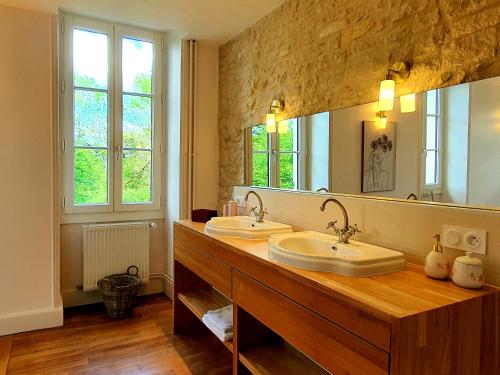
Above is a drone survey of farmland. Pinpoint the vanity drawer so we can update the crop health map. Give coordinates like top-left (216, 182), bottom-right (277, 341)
top-left (175, 240), bottom-right (232, 298)
top-left (174, 223), bottom-right (218, 255)
top-left (233, 271), bottom-right (389, 375)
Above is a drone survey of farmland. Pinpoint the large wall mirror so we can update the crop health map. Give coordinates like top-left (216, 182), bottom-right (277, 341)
top-left (243, 75), bottom-right (500, 210)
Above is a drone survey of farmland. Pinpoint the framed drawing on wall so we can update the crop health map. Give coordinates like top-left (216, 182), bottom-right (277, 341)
top-left (361, 121), bottom-right (397, 193)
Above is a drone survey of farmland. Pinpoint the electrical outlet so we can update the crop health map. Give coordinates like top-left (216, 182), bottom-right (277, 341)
top-left (234, 195), bottom-right (246, 208)
top-left (441, 225), bottom-right (487, 255)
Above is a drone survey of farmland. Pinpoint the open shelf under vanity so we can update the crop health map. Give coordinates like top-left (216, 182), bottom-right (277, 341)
top-left (173, 257), bottom-right (329, 374)
top-left (177, 287), bottom-right (233, 353)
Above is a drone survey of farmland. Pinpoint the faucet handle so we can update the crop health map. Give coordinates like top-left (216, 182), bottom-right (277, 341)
top-left (249, 206), bottom-right (257, 213)
top-left (326, 220), bottom-right (338, 230)
top-left (263, 208), bottom-right (269, 215)
top-left (349, 224), bottom-right (361, 235)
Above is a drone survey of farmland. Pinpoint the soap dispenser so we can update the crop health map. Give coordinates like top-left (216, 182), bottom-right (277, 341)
top-left (424, 234), bottom-right (450, 280)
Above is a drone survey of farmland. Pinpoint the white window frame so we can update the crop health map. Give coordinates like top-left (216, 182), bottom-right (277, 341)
top-left (247, 120), bottom-right (302, 190)
top-left (60, 13), bottom-right (165, 223)
top-left (421, 89), bottom-right (443, 191)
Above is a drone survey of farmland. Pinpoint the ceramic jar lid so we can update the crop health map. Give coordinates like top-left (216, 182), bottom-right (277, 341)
top-left (455, 252), bottom-right (482, 266)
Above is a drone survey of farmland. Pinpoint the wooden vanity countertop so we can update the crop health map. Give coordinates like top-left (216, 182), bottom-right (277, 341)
top-left (176, 220), bottom-right (498, 320)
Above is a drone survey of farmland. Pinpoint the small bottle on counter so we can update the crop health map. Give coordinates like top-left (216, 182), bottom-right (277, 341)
top-left (424, 234), bottom-right (451, 280)
top-left (228, 200), bottom-right (238, 216)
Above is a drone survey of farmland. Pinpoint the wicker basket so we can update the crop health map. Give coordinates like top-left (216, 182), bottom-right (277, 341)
top-left (97, 265), bottom-right (142, 319)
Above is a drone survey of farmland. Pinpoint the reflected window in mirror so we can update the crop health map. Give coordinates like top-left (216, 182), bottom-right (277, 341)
top-left (250, 125), bottom-right (270, 187)
top-left (422, 89), bottom-right (442, 195)
top-left (245, 112), bottom-right (330, 192)
top-left (277, 119), bottom-right (300, 189)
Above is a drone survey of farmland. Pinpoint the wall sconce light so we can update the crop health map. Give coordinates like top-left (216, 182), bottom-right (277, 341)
top-left (379, 62), bottom-right (410, 111)
top-left (376, 111), bottom-right (388, 129)
top-left (266, 113), bottom-right (276, 132)
top-left (400, 93), bottom-right (416, 113)
top-left (265, 99), bottom-right (285, 133)
top-left (278, 119), bottom-right (289, 134)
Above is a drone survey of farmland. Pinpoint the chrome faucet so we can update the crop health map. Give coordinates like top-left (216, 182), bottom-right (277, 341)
top-left (320, 198), bottom-right (361, 243)
top-left (316, 187), bottom-right (329, 193)
top-left (245, 190), bottom-right (268, 223)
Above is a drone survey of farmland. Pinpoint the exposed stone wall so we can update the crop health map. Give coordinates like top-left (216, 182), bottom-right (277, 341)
top-left (218, 0), bottom-right (500, 207)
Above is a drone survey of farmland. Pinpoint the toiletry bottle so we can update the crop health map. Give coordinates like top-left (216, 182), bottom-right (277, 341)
top-left (451, 252), bottom-right (484, 289)
top-left (424, 234), bottom-right (450, 279)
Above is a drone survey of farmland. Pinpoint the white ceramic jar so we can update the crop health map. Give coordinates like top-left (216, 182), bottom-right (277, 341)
top-left (451, 252), bottom-right (484, 289)
top-left (424, 234), bottom-right (450, 279)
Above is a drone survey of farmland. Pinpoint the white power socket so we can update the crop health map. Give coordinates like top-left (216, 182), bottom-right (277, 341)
top-left (441, 225), bottom-right (487, 255)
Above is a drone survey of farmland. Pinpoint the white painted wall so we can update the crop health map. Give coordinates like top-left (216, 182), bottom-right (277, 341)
top-left (165, 32), bottom-right (184, 286)
top-left (468, 77), bottom-right (500, 207)
top-left (165, 37), bottom-right (219, 288)
top-left (193, 41), bottom-right (219, 210)
top-left (330, 96), bottom-right (421, 199)
top-left (442, 84), bottom-right (469, 205)
top-left (0, 4), bottom-right (62, 335)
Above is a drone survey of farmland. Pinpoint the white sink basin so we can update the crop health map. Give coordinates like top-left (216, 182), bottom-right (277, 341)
top-left (269, 231), bottom-right (406, 277)
top-left (205, 216), bottom-right (293, 240)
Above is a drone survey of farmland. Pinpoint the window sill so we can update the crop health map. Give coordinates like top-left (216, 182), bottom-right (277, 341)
top-left (61, 210), bottom-right (164, 225)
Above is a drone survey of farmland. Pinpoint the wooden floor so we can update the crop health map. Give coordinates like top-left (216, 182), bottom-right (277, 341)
top-left (1, 294), bottom-right (232, 375)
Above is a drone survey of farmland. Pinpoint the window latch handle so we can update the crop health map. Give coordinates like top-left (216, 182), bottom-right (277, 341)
top-left (115, 145), bottom-right (122, 160)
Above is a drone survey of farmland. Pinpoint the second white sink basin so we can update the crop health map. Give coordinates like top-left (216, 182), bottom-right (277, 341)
top-left (205, 216), bottom-right (293, 239)
top-left (269, 231), bottom-right (406, 277)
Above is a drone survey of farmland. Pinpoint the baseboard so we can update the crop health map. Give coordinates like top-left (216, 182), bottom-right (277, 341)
top-left (164, 274), bottom-right (173, 299)
top-left (62, 277), bottom-right (169, 308)
top-left (0, 302), bottom-right (63, 336)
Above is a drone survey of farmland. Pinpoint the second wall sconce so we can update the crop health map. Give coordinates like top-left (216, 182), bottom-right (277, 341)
top-left (400, 93), bottom-right (416, 113)
top-left (379, 62), bottom-right (410, 111)
top-left (265, 99), bottom-right (285, 133)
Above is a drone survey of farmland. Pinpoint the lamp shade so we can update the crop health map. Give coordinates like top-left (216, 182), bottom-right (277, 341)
top-left (377, 115), bottom-right (388, 129)
top-left (400, 93), bottom-right (416, 113)
top-left (379, 79), bottom-right (395, 111)
top-left (278, 120), bottom-right (289, 134)
top-left (266, 113), bottom-right (276, 133)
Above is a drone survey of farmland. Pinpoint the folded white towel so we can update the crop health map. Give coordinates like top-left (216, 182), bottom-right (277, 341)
top-left (203, 305), bottom-right (233, 333)
top-left (202, 315), bottom-right (233, 342)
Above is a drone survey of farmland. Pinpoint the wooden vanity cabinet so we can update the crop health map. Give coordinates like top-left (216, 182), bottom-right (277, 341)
top-left (173, 221), bottom-right (500, 375)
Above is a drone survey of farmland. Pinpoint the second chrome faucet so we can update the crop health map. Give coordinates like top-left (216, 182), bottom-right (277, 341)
top-left (320, 198), bottom-right (361, 243)
top-left (245, 190), bottom-right (268, 223)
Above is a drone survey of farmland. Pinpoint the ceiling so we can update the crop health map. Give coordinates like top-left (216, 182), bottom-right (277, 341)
top-left (0, 0), bottom-right (285, 44)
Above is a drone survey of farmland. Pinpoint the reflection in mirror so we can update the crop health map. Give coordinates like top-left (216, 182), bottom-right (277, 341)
top-left (245, 112), bottom-right (330, 192)
top-left (244, 76), bottom-right (500, 210)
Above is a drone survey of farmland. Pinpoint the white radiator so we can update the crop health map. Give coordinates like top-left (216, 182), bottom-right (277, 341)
top-left (83, 222), bottom-right (150, 291)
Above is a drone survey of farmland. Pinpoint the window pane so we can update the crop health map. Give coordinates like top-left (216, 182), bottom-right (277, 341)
top-left (425, 150), bottom-right (437, 185)
top-left (123, 95), bottom-right (152, 149)
top-left (122, 38), bottom-right (153, 95)
top-left (73, 29), bottom-right (108, 89)
top-left (251, 125), bottom-right (268, 151)
top-left (426, 90), bottom-right (437, 115)
top-left (279, 119), bottom-right (299, 152)
top-left (426, 116), bottom-right (437, 149)
top-left (74, 148), bottom-right (108, 205)
top-left (122, 150), bottom-right (152, 203)
top-left (252, 153), bottom-right (269, 187)
top-left (279, 153), bottom-right (298, 190)
top-left (74, 89), bottom-right (108, 147)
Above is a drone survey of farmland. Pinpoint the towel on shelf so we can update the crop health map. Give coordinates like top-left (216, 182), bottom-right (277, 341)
top-left (204, 305), bottom-right (233, 333)
top-left (202, 315), bottom-right (233, 342)
top-left (201, 304), bottom-right (233, 342)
